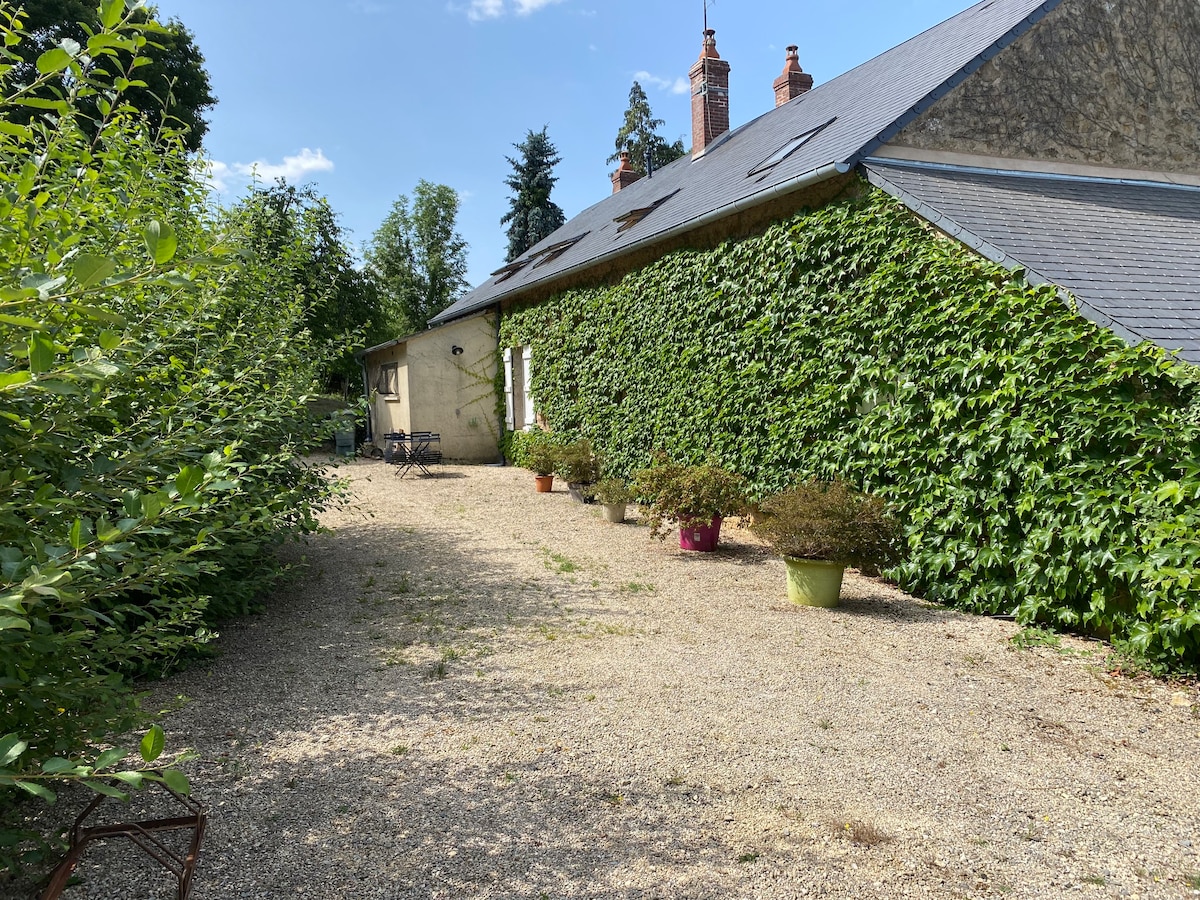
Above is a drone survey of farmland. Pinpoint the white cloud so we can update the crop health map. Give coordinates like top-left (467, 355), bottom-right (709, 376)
top-left (199, 148), bottom-right (335, 193)
top-left (466, 0), bottom-right (504, 20)
top-left (459, 0), bottom-right (562, 21)
top-left (634, 71), bottom-right (690, 95)
top-left (513, 0), bottom-right (563, 14)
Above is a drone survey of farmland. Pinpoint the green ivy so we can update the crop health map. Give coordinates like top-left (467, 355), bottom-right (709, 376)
top-left (501, 188), bottom-right (1200, 669)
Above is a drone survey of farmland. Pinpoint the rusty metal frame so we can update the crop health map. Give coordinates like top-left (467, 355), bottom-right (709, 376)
top-left (41, 782), bottom-right (206, 900)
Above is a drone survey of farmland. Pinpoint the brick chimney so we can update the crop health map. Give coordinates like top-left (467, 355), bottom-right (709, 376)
top-left (611, 150), bottom-right (642, 193)
top-left (688, 29), bottom-right (731, 159)
top-left (773, 45), bottom-right (813, 107)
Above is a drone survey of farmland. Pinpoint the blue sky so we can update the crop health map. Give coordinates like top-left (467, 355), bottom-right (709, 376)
top-left (153, 0), bottom-right (973, 288)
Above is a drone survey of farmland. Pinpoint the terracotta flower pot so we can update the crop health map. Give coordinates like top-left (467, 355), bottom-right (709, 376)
top-left (534, 474), bottom-right (554, 493)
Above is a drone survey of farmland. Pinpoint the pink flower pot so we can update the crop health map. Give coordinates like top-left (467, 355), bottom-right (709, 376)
top-left (679, 516), bottom-right (722, 552)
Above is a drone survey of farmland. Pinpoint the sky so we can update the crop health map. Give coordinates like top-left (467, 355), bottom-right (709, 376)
top-left (151, 0), bottom-right (976, 289)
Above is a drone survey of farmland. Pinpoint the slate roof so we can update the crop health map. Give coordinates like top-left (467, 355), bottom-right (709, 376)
top-left (864, 159), bottom-right (1200, 364)
top-left (431, 0), bottom-right (1060, 325)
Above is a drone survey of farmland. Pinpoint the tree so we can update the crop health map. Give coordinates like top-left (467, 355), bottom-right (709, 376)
top-left (6, 1), bottom-right (216, 152)
top-left (501, 126), bottom-right (566, 262)
top-left (366, 181), bottom-right (469, 333)
top-left (607, 81), bottom-right (685, 176)
top-left (233, 181), bottom-right (391, 392)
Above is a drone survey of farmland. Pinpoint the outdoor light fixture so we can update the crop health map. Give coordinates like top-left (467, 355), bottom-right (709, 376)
top-left (451, 345), bottom-right (464, 355)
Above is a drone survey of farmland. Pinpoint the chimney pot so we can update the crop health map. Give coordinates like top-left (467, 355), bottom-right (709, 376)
top-left (611, 149), bottom-right (642, 193)
top-left (689, 28), bottom-right (731, 158)
top-left (773, 43), bottom-right (813, 107)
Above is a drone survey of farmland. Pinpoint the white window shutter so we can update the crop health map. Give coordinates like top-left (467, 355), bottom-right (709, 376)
top-left (522, 346), bottom-right (535, 429)
top-left (502, 348), bottom-right (515, 431)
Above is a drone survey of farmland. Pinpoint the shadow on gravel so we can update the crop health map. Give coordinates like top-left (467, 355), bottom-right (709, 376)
top-left (43, 510), bottom-right (761, 898)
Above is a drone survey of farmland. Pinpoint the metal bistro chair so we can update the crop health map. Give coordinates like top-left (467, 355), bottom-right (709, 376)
top-left (392, 431), bottom-right (442, 477)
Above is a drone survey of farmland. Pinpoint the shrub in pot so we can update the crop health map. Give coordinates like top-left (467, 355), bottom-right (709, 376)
top-left (522, 432), bottom-right (560, 492)
top-left (556, 438), bottom-right (602, 502)
top-left (752, 479), bottom-right (903, 606)
top-left (590, 478), bottom-right (632, 523)
top-left (632, 455), bottom-right (747, 551)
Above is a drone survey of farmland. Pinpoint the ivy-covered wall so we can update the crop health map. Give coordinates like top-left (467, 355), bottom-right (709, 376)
top-left (500, 188), bottom-right (1200, 668)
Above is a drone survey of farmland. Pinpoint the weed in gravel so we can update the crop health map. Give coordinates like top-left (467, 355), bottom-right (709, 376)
top-left (542, 549), bottom-right (580, 573)
top-left (1009, 626), bottom-right (1064, 652)
top-left (737, 852), bottom-right (760, 863)
top-left (622, 581), bottom-right (655, 593)
top-left (367, 628), bottom-right (385, 641)
top-left (390, 745), bottom-right (409, 756)
top-left (1081, 874), bottom-right (1106, 885)
top-left (600, 792), bottom-right (624, 806)
top-left (426, 660), bottom-right (447, 680)
top-left (363, 575), bottom-right (377, 589)
top-left (829, 819), bottom-right (891, 847)
top-left (665, 772), bottom-right (685, 787)
top-left (391, 573), bottom-right (411, 594)
top-left (817, 717), bottom-right (834, 730)
top-left (537, 624), bottom-right (558, 641)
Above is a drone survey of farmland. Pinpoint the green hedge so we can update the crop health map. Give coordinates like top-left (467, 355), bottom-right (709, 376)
top-left (500, 188), bottom-right (1200, 668)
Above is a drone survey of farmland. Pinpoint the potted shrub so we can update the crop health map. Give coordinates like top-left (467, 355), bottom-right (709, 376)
top-left (590, 478), bottom-right (633, 523)
top-left (632, 455), bottom-right (747, 551)
top-left (752, 479), bottom-right (903, 607)
top-left (556, 438), bottom-right (602, 503)
top-left (523, 433), bottom-right (560, 493)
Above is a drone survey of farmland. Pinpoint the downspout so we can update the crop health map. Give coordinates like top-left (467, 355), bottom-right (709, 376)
top-left (494, 304), bottom-right (506, 465)
top-left (359, 358), bottom-right (373, 443)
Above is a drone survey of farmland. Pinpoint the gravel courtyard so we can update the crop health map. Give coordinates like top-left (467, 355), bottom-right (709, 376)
top-left (39, 461), bottom-right (1200, 899)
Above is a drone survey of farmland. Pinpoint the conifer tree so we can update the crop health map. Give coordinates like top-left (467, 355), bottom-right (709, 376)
top-left (501, 126), bottom-right (566, 262)
top-left (607, 81), bottom-right (686, 175)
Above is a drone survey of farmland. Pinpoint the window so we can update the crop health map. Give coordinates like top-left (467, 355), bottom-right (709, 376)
top-left (746, 117), bottom-right (837, 180)
top-left (376, 362), bottom-right (399, 396)
top-left (612, 190), bottom-right (681, 234)
top-left (503, 346), bottom-right (536, 431)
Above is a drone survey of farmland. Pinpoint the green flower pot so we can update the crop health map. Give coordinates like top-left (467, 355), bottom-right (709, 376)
top-left (783, 557), bottom-right (845, 607)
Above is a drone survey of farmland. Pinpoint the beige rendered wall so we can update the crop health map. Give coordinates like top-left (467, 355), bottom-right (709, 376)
top-left (404, 313), bottom-right (501, 462)
top-left (366, 343), bottom-right (410, 437)
top-left (889, 0), bottom-right (1200, 174)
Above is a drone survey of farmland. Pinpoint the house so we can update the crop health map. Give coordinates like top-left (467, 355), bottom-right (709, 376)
top-left (383, 0), bottom-right (1200, 660)
top-left (357, 314), bottom-right (500, 462)
top-left (427, 0), bottom-right (1200, 372)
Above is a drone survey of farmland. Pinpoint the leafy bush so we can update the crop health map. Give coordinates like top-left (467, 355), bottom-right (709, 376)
top-left (555, 438), bottom-right (601, 484)
top-left (632, 456), bottom-right (747, 537)
top-left (589, 478), bottom-right (632, 505)
top-left (0, 1), bottom-right (336, 871)
top-left (507, 429), bottom-right (559, 474)
top-left (753, 481), bottom-right (902, 571)
top-left (501, 188), bottom-right (1200, 670)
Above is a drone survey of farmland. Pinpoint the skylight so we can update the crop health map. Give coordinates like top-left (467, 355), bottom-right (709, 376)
top-left (747, 117), bottom-right (838, 179)
top-left (490, 232), bottom-right (590, 282)
top-left (612, 189), bottom-right (682, 234)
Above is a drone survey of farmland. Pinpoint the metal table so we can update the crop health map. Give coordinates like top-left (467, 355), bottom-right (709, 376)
top-left (386, 432), bottom-right (442, 477)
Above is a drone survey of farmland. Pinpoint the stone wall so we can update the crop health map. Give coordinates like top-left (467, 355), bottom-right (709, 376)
top-left (890, 0), bottom-right (1200, 173)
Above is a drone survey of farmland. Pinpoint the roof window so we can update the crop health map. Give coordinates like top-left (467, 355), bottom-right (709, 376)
top-left (490, 232), bottom-right (590, 282)
top-left (747, 116), bottom-right (837, 179)
top-left (612, 189), bottom-right (681, 234)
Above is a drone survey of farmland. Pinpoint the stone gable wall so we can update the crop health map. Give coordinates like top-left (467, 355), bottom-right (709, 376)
top-left (891, 0), bottom-right (1200, 173)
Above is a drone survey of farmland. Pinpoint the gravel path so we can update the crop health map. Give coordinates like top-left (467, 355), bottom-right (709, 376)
top-left (25, 461), bottom-right (1200, 899)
